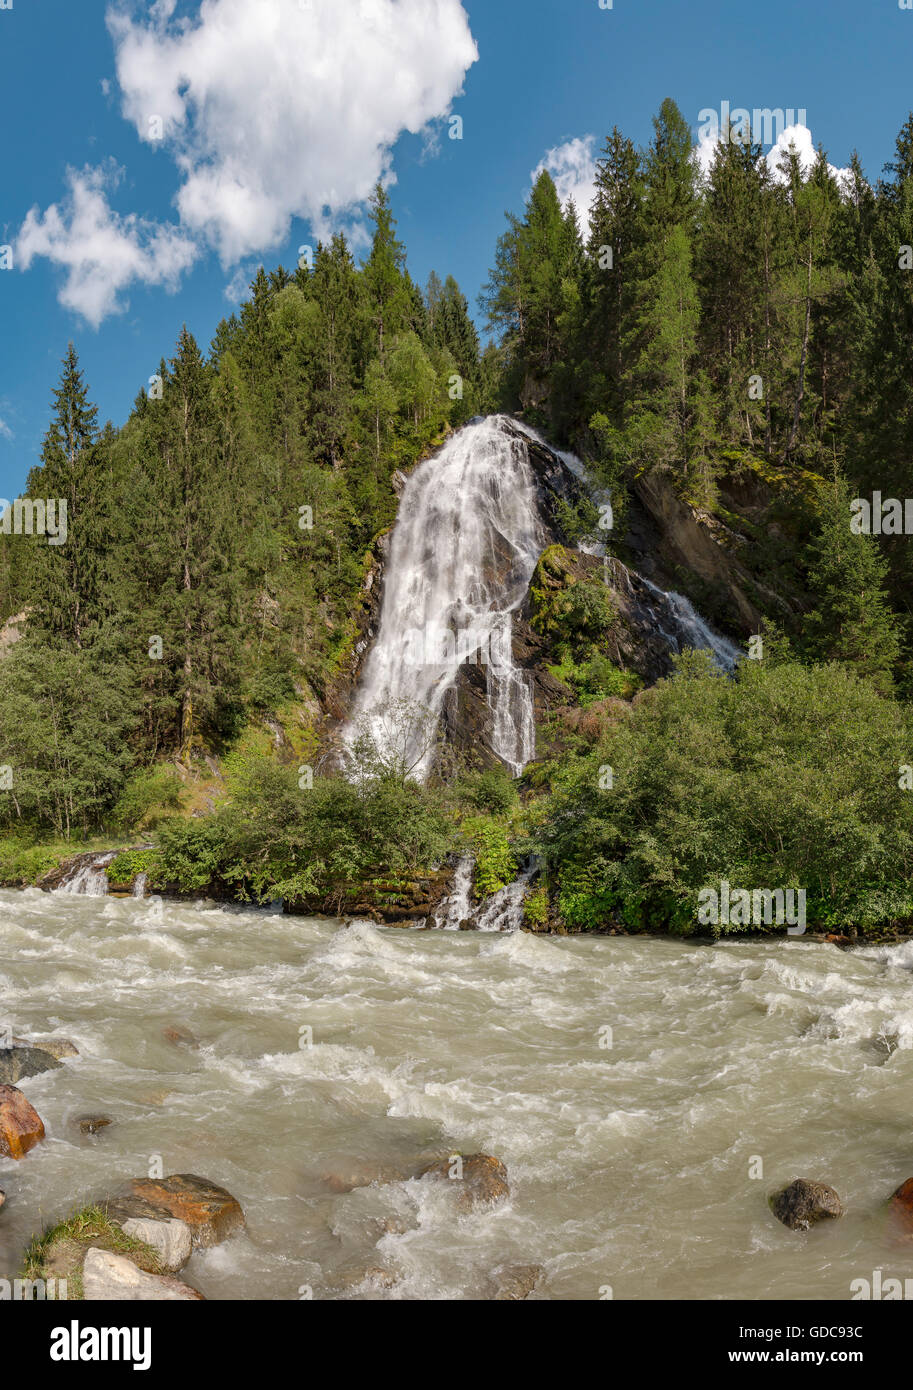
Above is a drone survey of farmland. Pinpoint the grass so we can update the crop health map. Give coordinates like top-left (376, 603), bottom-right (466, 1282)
top-left (20, 1205), bottom-right (164, 1300)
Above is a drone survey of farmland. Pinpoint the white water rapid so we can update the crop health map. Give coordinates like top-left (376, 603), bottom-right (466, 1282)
top-left (344, 416), bottom-right (545, 780)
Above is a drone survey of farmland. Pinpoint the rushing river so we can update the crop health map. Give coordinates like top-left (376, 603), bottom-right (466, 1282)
top-left (2, 887), bottom-right (913, 1300)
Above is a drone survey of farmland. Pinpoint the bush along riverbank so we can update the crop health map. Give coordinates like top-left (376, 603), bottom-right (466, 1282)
top-left (3, 653), bottom-right (913, 942)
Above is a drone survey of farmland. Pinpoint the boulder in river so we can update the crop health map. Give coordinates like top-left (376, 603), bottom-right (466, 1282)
top-left (886, 1177), bottom-right (913, 1240)
top-left (82, 1248), bottom-right (204, 1301)
top-left (0, 1084), bottom-right (46, 1159)
top-left (770, 1178), bottom-right (844, 1231)
top-left (162, 1025), bottom-right (200, 1050)
top-left (0, 1045), bottom-right (63, 1085)
top-left (25, 1036), bottom-right (79, 1060)
top-left (73, 1114), bottom-right (112, 1137)
top-left (103, 1174), bottom-right (244, 1248)
top-left (419, 1153), bottom-right (510, 1212)
top-left (490, 1263), bottom-right (544, 1300)
top-left (120, 1217), bottom-right (192, 1272)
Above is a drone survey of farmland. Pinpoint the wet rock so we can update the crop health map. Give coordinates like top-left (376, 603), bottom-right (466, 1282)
top-left (162, 1025), bottom-right (199, 1050)
top-left (120, 1217), bottom-right (192, 1273)
top-left (73, 1114), bottom-right (112, 1137)
top-left (103, 1174), bottom-right (244, 1248)
top-left (887, 1177), bottom-right (913, 1240)
top-left (458, 917), bottom-right (475, 931)
top-left (0, 1189), bottom-right (5, 1212)
top-left (82, 1248), bottom-right (204, 1301)
top-left (322, 1159), bottom-right (417, 1193)
top-left (329, 1262), bottom-right (400, 1292)
top-left (419, 1153), bottom-right (510, 1212)
top-left (490, 1263), bottom-right (544, 1300)
top-left (770, 1179), bottom-right (844, 1231)
top-left (0, 1084), bottom-right (46, 1160)
top-left (0, 1045), bottom-right (63, 1085)
top-left (27, 1036), bottom-right (79, 1060)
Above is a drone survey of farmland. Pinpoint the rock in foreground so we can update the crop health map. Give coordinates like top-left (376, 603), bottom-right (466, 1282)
top-left (82, 1248), bottom-right (203, 1301)
top-left (103, 1174), bottom-right (244, 1248)
top-left (0, 1045), bottom-right (63, 1085)
top-left (771, 1179), bottom-right (844, 1231)
top-left (119, 1217), bottom-right (193, 1272)
top-left (887, 1177), bottom-right (913, 1240)
top-left (419, 1153), bottom-right (510, 1212)
top-left (0, 1084), bottom-right (46, 1160)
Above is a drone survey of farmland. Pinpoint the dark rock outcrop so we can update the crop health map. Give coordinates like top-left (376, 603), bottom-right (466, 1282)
top-left (0, 1044), bottom-right (63, 1085)
top-left (770, 1179), bottom-right (844, 1231)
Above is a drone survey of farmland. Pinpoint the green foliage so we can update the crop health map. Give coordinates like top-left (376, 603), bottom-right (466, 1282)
top-left (107, 766), bottom-right (183, 833)
top-left (105, 848), bottom-right (163, 888)
top-left (532, 653), bottom-right (913, 935)
top-left (522, 882), bottom-right (549, 927)
top-left (453, 767), bottom-right (519, 816)
top-left (548, 652), bottom-right (641, 704)
top-left (153, 756), bottom-right (456, 902)
top-left (461, 815), bottom-right (517, 898)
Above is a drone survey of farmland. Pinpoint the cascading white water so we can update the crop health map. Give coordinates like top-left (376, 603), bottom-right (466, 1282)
top-left (433, 855), bottom-right (474, 930)
top-left (344, 416), bottom-right (545, 780)
top-left (56, 852), bottom-right (114, 896)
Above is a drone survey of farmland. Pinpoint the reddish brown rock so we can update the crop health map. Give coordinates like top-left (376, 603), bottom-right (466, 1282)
top-left (0, 1084), bottom-right (46, 1160)
top-left (162, 1025), bottom-right (199, 1050)
top-left (887, 1177), bottom-right (913, 1240)
top-left (419, 1153), bottom-right (510, 1212)
top-left (103, 1174), bottom-right (244, 1248)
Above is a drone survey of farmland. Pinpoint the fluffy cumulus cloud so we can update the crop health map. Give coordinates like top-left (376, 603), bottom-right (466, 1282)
top-left (16, 162), bottom-right (198, 327)
top-left (694, 121), bottom-right (851, 189)
top-left (532, 135), bottom-right (598, 234)
top-left (107, 0), bottom-right (479, 265)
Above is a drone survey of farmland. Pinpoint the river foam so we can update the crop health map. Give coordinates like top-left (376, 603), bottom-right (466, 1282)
top-left (2, 890), bottom-right (913, 1299)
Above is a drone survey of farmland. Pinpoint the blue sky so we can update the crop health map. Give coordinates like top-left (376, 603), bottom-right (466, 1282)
top-left (1, 0), bottom-right (912, 498)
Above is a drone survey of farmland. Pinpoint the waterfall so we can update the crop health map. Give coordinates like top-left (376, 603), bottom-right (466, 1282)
top-left (56, 852), bottom-right (114, 896)
top-left (434, 855), bottom-right (474, 930)
top-left (344, 416), bottom-right (545, 780)
top-left (474, 866), bottom-right (534, 933)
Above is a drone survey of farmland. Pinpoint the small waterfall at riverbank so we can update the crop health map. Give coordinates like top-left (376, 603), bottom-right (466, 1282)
top-left (434, 856), bottom-right (474, 930)
top-left (56, 852), bottom-right (114, 896)
top-left (474, 867), bottom-right (534, 933)
top-left (343, 416), bottom-right (545, 780)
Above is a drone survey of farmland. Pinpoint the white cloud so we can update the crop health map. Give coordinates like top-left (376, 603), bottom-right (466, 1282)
top-left (764, 125), bottom-right (852, 189)
top-left (694, 123), bottom-right (851, 190)
top-left (16, 162), bottom-right (198, 328)
top-left (0, 417), bottom-right (12, 441)
top-left (107, 0), bottom-right (479, 265)
top-left (532, 135), bottom-right (597, 234)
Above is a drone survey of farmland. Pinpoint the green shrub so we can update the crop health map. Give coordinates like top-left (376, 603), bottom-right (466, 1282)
top-left (462, 815), bottom-right (517, 898)
top-left (533, 652), bottom-right (913, 935)
top-left (108, 765), bottom-right (182, 833)
top-left (455, 767), bottom-right (519, 815)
